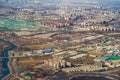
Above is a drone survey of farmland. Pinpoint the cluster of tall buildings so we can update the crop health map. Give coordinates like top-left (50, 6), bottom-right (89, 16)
top-left (44, 56), bottom-right (71, 70)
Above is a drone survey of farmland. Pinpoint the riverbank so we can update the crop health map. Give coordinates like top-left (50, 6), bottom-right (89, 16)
top-left (8, 57), bottom-right (14, 74)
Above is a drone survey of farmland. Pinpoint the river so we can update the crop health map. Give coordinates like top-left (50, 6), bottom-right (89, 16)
top-left (0, 39), bottom-right (16, 80)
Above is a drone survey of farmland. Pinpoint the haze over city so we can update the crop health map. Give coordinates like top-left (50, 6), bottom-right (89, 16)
top-left (0, 0), bottom-right (120, 80)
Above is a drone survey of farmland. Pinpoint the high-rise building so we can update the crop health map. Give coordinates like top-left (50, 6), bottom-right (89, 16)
top-left (34, 0), bottom-right (38, 4)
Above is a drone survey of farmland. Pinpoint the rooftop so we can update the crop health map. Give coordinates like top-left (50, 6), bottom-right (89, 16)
top-left (105, 56), bottom-right (120, 61)
top-left (80, 49), bottom-right (88, 53)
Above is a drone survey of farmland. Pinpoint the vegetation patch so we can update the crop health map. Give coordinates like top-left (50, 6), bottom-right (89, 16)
top-left (0, 18), bottom-right (43, 31)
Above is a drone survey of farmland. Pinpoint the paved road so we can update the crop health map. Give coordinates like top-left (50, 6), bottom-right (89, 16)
top-left (70, 72), bottom-right (120, 80)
